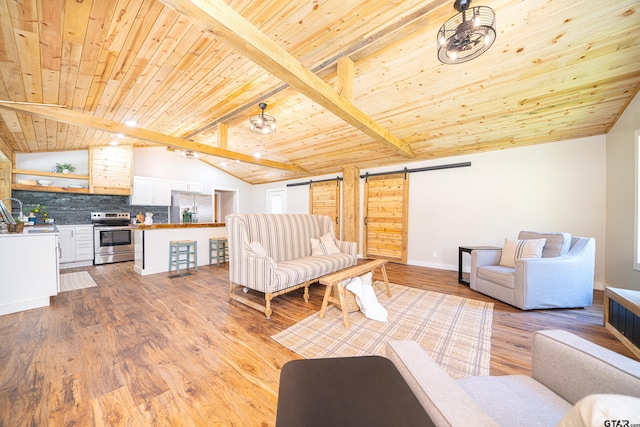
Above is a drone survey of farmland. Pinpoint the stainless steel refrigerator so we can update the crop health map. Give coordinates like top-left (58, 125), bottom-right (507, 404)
top-left (170, 192), bottom-right (213, 223)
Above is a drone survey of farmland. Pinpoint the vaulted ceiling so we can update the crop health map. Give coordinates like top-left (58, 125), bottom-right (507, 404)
top-left (0, 0), bottom-right (639, 184)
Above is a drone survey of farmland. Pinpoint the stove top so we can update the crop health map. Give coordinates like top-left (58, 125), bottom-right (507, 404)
top-left (91, 212), bottom-right (131, 226)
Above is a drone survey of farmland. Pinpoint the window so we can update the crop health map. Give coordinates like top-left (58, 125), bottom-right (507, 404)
top-left (635, 129), bottom-right (640, 271)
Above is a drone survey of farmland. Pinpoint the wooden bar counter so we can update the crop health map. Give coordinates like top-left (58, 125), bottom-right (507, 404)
top-left (133, 223), bottom-right (226, 276)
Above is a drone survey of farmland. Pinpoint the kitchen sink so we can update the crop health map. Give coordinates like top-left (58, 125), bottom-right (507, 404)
top-left (28, 226), bottom-right (57, 233)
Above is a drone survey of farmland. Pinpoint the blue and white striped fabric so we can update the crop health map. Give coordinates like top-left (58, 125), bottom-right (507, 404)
top-left (226, 214), bottom-right (357, 293)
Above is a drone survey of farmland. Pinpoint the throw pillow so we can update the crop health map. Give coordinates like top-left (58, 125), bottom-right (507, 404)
top-left (498, 238), bottom-right (546, 268)
top-left (556, 394), bottom-right (640, 427)
top-left (249, 241), bottom-right (267, 257)
top-left (518, 231), bottom-right (572, 258)
top-left (310, 232), bottom-right (341, 255)
top-left (320, 232), bottom-right (341, 255)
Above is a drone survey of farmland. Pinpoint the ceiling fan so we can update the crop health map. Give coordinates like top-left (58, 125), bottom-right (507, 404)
top-left (437, 0), bottom-right (496, 64)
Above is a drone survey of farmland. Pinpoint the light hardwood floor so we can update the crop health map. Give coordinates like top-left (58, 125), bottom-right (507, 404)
top-left (0, 261), bottom-right (636, 426)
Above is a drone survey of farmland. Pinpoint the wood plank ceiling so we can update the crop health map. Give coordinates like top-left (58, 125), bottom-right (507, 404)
top-left (0, 0), bottom-right (639, 184)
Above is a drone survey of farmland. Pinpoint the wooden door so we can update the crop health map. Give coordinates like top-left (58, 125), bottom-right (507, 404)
top-left (363, 173), bottom-right (409, 263)
top-left (309, 180), bottom-right (341, 238)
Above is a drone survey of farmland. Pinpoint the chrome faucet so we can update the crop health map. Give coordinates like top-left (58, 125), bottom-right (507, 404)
top-left (1, 198), bottom-right (25, 221)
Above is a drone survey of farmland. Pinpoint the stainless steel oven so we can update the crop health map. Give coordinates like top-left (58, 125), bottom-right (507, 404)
top-left (92, 212), bottom-right (134, 265)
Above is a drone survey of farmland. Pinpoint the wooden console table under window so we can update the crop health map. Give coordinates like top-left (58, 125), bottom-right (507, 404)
top-left (458, 246), bottom-right (501, 286)
top-left (604, 287), bottom-right (640, 359)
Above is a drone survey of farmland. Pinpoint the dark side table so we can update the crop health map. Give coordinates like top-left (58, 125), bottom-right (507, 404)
top-left (458, 246), bottom-right (501, 285)
top-left (275, 356), bottom-right (434, 427)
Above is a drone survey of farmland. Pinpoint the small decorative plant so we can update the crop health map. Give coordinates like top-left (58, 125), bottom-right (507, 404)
top-left (30, 204), bottom-right (48, 222)
top-left (54, 163), bottom-right (76, 173)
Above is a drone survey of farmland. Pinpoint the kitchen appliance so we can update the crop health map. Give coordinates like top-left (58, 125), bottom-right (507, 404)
top-left (170, 192), bottom-right (213, 224)
top-left (92, 212), bottom-right (134, 264)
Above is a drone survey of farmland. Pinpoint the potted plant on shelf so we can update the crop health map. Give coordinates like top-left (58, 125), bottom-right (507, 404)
top-left (54, 163), bottom-right (76, 174)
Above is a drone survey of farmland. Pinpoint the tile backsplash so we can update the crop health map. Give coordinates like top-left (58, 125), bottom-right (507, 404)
top-left (12, 191), bottom-right (168, 225)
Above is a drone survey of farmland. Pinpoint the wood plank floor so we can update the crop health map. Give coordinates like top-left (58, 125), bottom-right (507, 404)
top-left (0, 261), bottom-right (636, 426)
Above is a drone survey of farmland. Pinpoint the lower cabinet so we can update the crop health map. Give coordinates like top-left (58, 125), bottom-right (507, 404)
top-left (58, 225), bottom-right (95, 269)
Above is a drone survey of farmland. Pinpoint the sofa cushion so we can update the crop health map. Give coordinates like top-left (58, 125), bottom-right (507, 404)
top-left (457, 375), bottom-right (572, 427)
top-left (557, 394), bottom-right (640, 427)
top-left (250, 241), bottom-right (267, 257)
top-left (518, 231), bottom-right (572, 258)
top-left (273, 254), bottom-right (355, 288)
top-left (476, 265), bottom-right (516, 289)
top-left (310, 232), bottom-right (341, 256)
top-left (499, 238), bottom-right (546, 268)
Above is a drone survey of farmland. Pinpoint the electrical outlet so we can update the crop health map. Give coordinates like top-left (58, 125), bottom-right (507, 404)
top-left (432, 251), bottom-right (437, 258)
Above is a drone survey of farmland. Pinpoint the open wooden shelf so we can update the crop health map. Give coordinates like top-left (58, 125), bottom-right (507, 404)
top-left (12, 168), bottom-right (90, 180)
top-left (11, 184), bottom-right (90, 194)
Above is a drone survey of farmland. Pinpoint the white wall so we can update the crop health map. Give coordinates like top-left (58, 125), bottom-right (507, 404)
top-left (253, 136), bottom-right (607, 287)
top-left (133, 147), bottom-right (253, 213)
top-left (605, 90), bottom-right (640, 291)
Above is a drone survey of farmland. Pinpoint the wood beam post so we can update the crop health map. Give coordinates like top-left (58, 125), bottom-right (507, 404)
top-left (0, 160), bottom-right (11, 204)
top-left (217, 122), bottom-right (228, 150)
top-left (337, 56), bottom-right (354, 101)
top-left (342, 165), bottom-right (360, 251)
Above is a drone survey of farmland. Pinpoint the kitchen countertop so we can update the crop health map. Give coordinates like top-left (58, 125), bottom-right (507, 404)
top-left (0, 224), bottom-right (59, 237)
top-left (134, 222), bottom-right (225, 230)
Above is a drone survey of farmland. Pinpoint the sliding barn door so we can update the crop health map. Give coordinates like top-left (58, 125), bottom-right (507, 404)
top-left (309, 180), bottom-right (341, 239)
top-left (363, 173), bottom-right (409, 263)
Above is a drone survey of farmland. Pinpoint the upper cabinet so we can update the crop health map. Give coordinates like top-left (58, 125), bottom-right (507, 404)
top-left (170, 180), bottom-right (204, 193)
top-left (130, 176), bottom-right (171, 206)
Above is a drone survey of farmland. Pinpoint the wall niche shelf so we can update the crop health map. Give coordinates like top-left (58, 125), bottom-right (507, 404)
top-left (12, 168), bottom-right (90, 194)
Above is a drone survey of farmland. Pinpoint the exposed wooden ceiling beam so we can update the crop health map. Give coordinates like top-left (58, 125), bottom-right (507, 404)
top-left (0, 102), bottom-right (306, 173)
top-left (182, 0), bottom-right (448, 140)
top-left (160, 0), bottom-right (415, 159)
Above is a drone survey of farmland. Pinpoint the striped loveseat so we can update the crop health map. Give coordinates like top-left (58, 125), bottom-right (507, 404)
top-left (226, 214), bottom-right (357, 318)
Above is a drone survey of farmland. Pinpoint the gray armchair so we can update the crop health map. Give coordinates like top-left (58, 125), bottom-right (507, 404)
top-left (386, 330), bottom-right (640, 427)
top-left (470, 231), bottom-right (595, 310)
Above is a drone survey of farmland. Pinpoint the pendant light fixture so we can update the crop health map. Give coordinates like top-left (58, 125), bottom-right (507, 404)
top-left (437, 0), bottom-right (496, 65)
top-left (249, 102), bottom-right (276, 134)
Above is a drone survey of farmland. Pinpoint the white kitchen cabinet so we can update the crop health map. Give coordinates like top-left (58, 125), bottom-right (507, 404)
top-left (131, 176), bottom-right (171, 206)
top-left (74, 226), bottom-right (94, 261)
top-left (58, 225), bottom-right (95, 269)
top-left (0, 231), bottom-right (59, 315)
top-left (171, 180), bottom-right (204, 193)
top-left (57, 225), bottom-right (76, 263)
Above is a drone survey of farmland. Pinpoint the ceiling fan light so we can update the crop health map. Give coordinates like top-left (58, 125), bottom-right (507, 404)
top-left (249, 102), bottom-right (276, 134)
top-left (436, 3), bottom-right (496, 65)
top-left (180, 149), bottom-right (198, 159)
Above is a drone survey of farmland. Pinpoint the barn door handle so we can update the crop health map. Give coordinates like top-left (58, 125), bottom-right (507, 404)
top-left (336, 216), bottom-right (339, 224)
top-left (364, 217), bottom-right (368, 226)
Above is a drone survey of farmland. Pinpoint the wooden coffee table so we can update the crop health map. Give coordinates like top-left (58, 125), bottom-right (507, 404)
top-left (319, 258), bottom-right (391, 328)
top-left (275, 356), bottom-right (435, 426)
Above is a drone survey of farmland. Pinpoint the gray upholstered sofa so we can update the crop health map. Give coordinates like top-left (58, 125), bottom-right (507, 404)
top-left (226, 214), bottom-right (357, 318)
top-left (386, 330), bottom-right (640, 427)
top-left (470, 231), bottom-right (596, 309)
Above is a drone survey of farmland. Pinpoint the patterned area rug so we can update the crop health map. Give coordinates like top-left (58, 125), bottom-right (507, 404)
top-left (272, 282), bottom-right (493, 379)
top-left (59, 271), bottom-right (98, 292)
